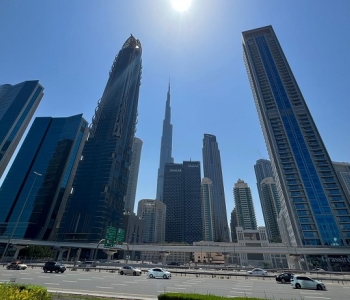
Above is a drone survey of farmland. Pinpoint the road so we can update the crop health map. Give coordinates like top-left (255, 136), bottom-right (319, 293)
top-left (1, 267), bottom-right (350, 299)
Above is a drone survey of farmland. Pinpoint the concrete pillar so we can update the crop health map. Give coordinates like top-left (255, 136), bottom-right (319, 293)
top-left (57, 248), bottom-right (69, 261)
top-left (66, 248), bottom-right (71, 261)
top-left (103, 250), bottom-right (117, 261)
top-left (288, 254), bottom-right (302, 270)
top-left (13, 246), bottom-right (28, 260)
top-left (89, 248), bottom-right (95, 260)
top-left (159, 251), bottom-right (170, 265)
top-left (222, 252), bottom-right (230, 267)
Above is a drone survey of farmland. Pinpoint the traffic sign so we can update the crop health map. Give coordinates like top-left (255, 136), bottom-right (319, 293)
top-left (104, 227), bottom-right (116, 248)
top-left (116, 228), bottom-right (125, 243)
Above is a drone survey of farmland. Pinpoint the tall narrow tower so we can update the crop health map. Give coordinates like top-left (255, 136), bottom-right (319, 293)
top-left (58, 35), bottom-right (142, 243)
top-left (156, 83), bottom-right (174, 201)
top-left (243, 25), bottom-right (350, 246)
top-left (202, 134), bottom-right (229, 241)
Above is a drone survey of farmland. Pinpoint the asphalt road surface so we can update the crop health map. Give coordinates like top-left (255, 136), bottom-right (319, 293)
top-left (1, 268), bottom-right (349, 299)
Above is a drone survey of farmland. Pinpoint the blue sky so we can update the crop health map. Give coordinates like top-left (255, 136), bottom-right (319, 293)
top-left (1, 0), bottom-right (349, 227)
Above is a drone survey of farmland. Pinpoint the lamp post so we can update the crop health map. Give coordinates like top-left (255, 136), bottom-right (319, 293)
top-left (1, 171), bottom-right (42, 262)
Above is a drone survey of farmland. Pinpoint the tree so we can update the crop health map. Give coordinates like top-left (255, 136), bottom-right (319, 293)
top-left (20, 245), bottom-right (54, 259)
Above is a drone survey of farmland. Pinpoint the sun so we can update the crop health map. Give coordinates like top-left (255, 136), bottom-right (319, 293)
top-left (171, 0), bottom-right (192, 12)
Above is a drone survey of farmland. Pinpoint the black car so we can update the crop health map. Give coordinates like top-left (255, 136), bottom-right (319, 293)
top-left (275, 272), bottom-right (294, 283)
top-left (43, 261), bottom-right (66, 273)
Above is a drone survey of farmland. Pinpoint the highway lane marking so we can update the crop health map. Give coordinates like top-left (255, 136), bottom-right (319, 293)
top-left (91, 277), bottom-right (104, 280)
top-left (229, 291), bottom-right (252, 294)
top-left (231, 288), bottom-right (252, 291)
top-left (77, 278), bottom-right (91, 280)
top-left (63, 280), bottom-right (77, 283)
top-left (303, 297), bottom-right (330, 299)
top-left (44, 283), bottom-right (59, 285)
top-left (38, 276), bottom-right (51, 278)
top-left (20, 278), bottom-right (33, 280)
top-left (175, 284), bottom-right (195, 287)
top-left (96, 286), bottom-right (114, 289)
top-left (111, 283), bottom-right (127, 286)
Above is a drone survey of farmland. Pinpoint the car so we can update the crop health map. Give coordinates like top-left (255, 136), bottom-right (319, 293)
top-left (291, 275), bottom-right (327, 290)
top-left (80, 260), bottom-right (97, 267)
top-left (119, 266), bottom-right (142, 276)
top-left (43, 261), bottom-right (66, 273)
top-left (167, 262), bottom-right (180, 266)
top-left (275, 273), bottom-right (294, 283)
top-left (147, 268), bottom-right (171, 279)
top-left (311, 267), bottom-right (325, 272)
top-left (6, 261), bottom-right (27, 270)
top-left (247, 268), bottom-right (267, 275)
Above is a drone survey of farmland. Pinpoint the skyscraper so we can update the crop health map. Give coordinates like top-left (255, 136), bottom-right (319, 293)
top-left (233, 179), bottom-right (257, 230)
top-left (243, 25), bottom-right (350, 246)
top-left (254, 159), bottom-right (274, 189)
top-left (124, 137), bottom-right (143, 213)
top-left (0, 114), bottom-right (88, 240)
top-left (230, 207), bottom-right (238, 242)
top-left (156, 83), bottom-right (174, 202)
top-left (58, 35), bottom-right (142, 242)
top-left (332, 162), bottom-right (350, 205)
top-left (0, 81), bottom-right (44, 178)
top-left (201, 178), bottom-right (215, 241)
top-left (202, 134), bottom-right (229, 241)
top-left (137, 199), bottom-right (166, 243)
top-left (163, 161), bottom-right (202, 244)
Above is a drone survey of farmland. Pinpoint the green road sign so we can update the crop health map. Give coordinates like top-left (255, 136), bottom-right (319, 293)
top-left (104, 227), bottom-right (116, 248)
top-left (116, 228), bottom-right (125, 243)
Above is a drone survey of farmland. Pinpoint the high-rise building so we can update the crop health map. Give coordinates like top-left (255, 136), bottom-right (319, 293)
top-left (0, 80), bottom-right (44, 178)
top-left (254, 159), bottom-right (281, 241)
top-left (156, 83), bottom-right (174, 202)
top-left (124, 137), bottom-right (143, 213)
top-left (243, 25), bottom-right (350, 246)
top-left (163, 161), bottom-right (202, 244)
top-left (332, 162), bottom-right (350, 204)
top-left (230, 207), bottom-right (238, 242)
top-left (137, 199), bottom-right (166, 243)
top-left (260, 177), bottom-right (281, 241)
top-left (233, 179), bottom-right (257, 230)
top-left (57, 35), bottom-right (142, 242)
top-left (202, 134), bottom-right (229, 242)
top-left (201, 178), bottom-right (215, 241)
top-left (0, 114), bottom-right (88, 240)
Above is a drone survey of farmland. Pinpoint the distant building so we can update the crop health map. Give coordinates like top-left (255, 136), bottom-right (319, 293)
top-left (230, 207), bottom-right (238, 242)
top-left (163, 161), bottom-right (202, 244)
top-left (201, 178), bottom-right (215, 241)
top-left (332, 162), bottom-right (350, 205)
top-left (124, 137), bottom-right (143, 213)
top-left (137, 199), bottom-right (166, 243)
top-left (0, 80), bottom-right (44, 178)
top-left (0, 114), bottom-right (88, 240)
top-left (233, 179), bottom-right (257, 230)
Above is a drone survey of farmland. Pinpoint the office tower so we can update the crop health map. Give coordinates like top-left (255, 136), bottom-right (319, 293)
top-left (124, 137), bottom-right (143, 213)
top-left (332, 162), bottom-right (350, 204)
top-left (156, 83), bottom-right (174, 202)
top-left (202, 134), bottom-right (229, 242)
top-left (233, 179), bottom-right (257, 230)
top-left (230, 207), bottom-right (238, 242)
top-left (0, 114), bottom-right (88, 240)
top-left (0, 81), bottom-right (44, 178)
top-left (163, 161), bottom-right (202, 244)
top-left (57, 35), bottom-right (142, 242)
top-left (243, 25), bottom-right (350, 246)
top-left (137, 199), bottom-right (166, 243)
top-left (201, 178), bottom-right (215, 241)
top-left (260, 177), bottom-right (281, 241)
top-left (254, 159), bottom-right (281, 241)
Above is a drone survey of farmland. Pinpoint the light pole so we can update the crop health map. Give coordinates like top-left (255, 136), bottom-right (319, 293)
top-left (1, 171), bottom-right (42, 262)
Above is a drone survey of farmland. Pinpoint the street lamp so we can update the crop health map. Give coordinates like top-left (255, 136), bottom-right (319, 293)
top-left (1, 171), bottom-right (42, 261)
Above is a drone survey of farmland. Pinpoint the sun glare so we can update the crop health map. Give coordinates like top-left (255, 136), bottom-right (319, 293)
top-left (171, 0), bottom-right (191, 12)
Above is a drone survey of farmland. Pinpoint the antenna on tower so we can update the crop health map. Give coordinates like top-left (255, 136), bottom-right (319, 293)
top-left (257, 149), bottom-right (263, 159)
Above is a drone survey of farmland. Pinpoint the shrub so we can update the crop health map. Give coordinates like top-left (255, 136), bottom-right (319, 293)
top-left (0, 283), bottom-right (51, 300)
top-left (158, 293), bottom-right (265, 300)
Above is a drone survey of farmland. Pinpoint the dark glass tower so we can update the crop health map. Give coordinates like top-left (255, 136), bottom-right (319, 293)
top-left (243, 25), bottom-right (350, 246)
top-left (58, 35), bottom-right (142, 242)
top-left (156, 83), bottom-right (174, 202)
top-left (0, 81), bottom-right (44, 178)
top-left (163, 161), bottom-right (202, 244)
top-left (0, 114), bottom-right (88, 240)
top-left (202, 134), bottom-right (229, 241)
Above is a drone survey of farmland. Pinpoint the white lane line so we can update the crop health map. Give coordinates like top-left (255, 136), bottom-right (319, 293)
top-left (236, 285), bottom-right (253, 288)
top-left (96, 286), bottom-right (114, 289)
top-left (169, 287), bottom-right (186, 290)
top-left (44, 283), bottom-right (59, 285)
top-left (111, 283), bottom-right (127, 286)
top-left (20, 278), bottom-right (33, 280)
top-left (231, 288), bottom-right (252, 291)
top-left (229, 291), bottom-right (252, 294)
top-left (38, 276), bottom-right (50, 278)
top-left (175, 284), bottom-right (194, 287)
top-left (303, 297), bottom-right (330, 299)
top-left (63, 280), bottom-right (77, 283)
top-left (92, 277), bottom-right (104, 280)
top-left (77, 278), bottom-right (91, 281)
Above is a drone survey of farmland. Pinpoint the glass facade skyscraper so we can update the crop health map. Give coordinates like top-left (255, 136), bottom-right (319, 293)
top-left (57, 35), bottom-right (142, 242)
top-left (0, 114), bottom-right (88, 240)
top-left (201, 178), bottom-right (215, 241)
top-left (0, 80), bottom-right (44, 178)
top-left (202, 134), bottom-right (229, 242)
top-left (243, 25), bottom-right (350, 246)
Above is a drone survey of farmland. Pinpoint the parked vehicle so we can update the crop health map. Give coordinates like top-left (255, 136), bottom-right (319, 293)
top-left (147, 268), bottom-right (171, 279)
top-left (43, 261), bottom-right (66, 273)
top-left (247, 268), bottom-right (267, 275)
top-left (291, 276), bottom-right (326, 290)
top-left (167, 262), bottom-right (180, 266)
top-left (276, 273), bottom-right (294, 283)
top-left (119, 266), bottom-right (142, 276)
top-left (80, 261), bottom-right (98, 267)
top-left (311, 267), bottom-right (325, 272)
top-left (6, 261), bottom-right (27, 270)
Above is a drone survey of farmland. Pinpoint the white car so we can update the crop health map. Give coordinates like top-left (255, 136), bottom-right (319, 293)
top-left (147, 268), bottom-right (171, 279)
top-left (291, 275), bottom-right (326, 290)
top-left (247, 268), bottom-right (267, 275)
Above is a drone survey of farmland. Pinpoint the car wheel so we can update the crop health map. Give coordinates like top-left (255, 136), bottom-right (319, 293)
top-left (55, 269), bottom-right (59, 273)
top-left (295, 283), bottom-right (301, 289)
top-left (120, 271), bottom-right (124, 275)
top-left (281, 279), bottom-right (285, 283)
top-left (50, 271), bottom-right (53, 273)
top-left (44, 269), bottom-right (47, 273)
top-left (316, 284), bottom-right (323, 290)
top-left (133, 271), bottom-right (137, 276)
top-left (149, 274), bottom-right (154, 278)
top-left (61, 271), bottom-right (65, 273)
top-left (163, 274), bottom-right (167, 279)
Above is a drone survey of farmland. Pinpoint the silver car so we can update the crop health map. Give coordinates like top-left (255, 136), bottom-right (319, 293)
top-left (291, 275), bottom-right (327, 290)
top-left (147, 268), bottom-right (171, 279)
top-left (119, 266), bottom-right (142, 276)
top-left (247, 268), bottom-right (267, 275)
